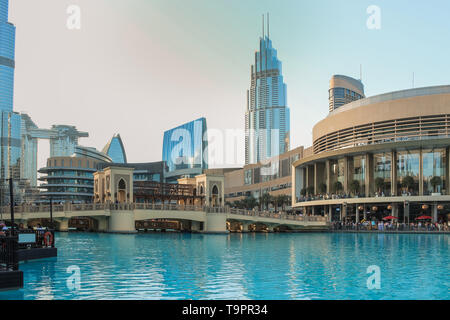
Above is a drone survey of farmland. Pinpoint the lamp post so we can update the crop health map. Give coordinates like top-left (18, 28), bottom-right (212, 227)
top-left (8, 178), bottom-right (15, 236)
top-left (49, 196), bottom-right (53, 229)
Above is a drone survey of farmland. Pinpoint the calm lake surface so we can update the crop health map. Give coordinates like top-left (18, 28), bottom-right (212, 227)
top-left (0, 232), bottom-right (448, 300)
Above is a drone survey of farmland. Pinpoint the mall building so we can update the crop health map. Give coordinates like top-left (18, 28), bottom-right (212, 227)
top-left (292, 84), bottom-right (450, 223)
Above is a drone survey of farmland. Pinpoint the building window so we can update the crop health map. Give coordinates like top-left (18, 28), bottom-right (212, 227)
top-left (373, 152), bottom-right (392, 196)
top-left (244, 169), bottom-right (252, 185)
top-left (422, 148), bottom-right (446, 195)
top-left (397, 150), bottom-right (420, 196)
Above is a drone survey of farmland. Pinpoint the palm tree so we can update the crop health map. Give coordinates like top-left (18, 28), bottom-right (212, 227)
top-left (260, 193), bottom-right (273, 210)
top-left (275, 194), bottom-right (289, 211)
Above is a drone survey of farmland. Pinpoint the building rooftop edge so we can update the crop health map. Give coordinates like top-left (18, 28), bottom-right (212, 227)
top-left (328, 84), bottom-right (450, 117)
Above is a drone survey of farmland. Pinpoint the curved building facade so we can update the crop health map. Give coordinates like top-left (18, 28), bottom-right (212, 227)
top-left (328, 75), bottom-right (365, 113)
top-left (102, 134), bottom-right (127, 164)
top-left (38, 157), bottom-right (103, 203)
top-left (293, 85), bottom-right (450, 224)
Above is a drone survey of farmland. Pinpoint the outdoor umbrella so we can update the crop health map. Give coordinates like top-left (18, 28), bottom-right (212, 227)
top-left (382, 216), bottom-right (398, 220)
top-left (416, 215), bottom-right (432, 220)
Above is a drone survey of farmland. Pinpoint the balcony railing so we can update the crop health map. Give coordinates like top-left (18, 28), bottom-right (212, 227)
top-left (0, 203), bottom-right (327, 223)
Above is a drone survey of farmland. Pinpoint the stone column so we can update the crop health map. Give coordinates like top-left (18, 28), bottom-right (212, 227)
top-left (404, 201), bottom-right (410, 223)
top-left (343, 157), bottom-right (349, 194)
top-left (109, 210), bottom-right (136, 233)
top-left (419, 148), bottom-right (424, 196)
top-left (241, 221), bottom-right (252, 232)
top-left (356, 204), bottom-right (360, 223)
top-left (392, 204), bottom-right (398, 219)
top-left (57, 218), bottom-right (69, 232)
top-left (328, 205), bottom-right (332, 222)
top-left (363, 205), bottom-right (367, 221)
top-left (326, 160), bottom-right (331, 194)
top-left (432, 203), bottom-right (438, 223)
top-left (204, 213), bottom-right (228, 233)
top-left (391, 151), bottom-right (397, 196)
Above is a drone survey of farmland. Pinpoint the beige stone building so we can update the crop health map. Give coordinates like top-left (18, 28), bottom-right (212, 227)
top-left (293, 85), bottom-right (450, 223)
top-left (224, 146), bottom-right (304, 205)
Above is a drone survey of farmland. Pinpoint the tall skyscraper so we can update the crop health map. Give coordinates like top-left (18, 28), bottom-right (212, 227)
top-left (0, 0), bottom-right (15, 112)
top-left (0, 0), bottom-right (20, 204)
top-left (245, 14), bottom-right (290, 165)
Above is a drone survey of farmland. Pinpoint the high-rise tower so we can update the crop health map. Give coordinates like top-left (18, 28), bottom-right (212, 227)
top-left (0, 0), bottom-right (15, 112)
top-left (245, 14), bottom-right (290, 165)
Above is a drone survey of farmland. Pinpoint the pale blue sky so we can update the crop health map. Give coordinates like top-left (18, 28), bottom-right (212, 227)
top-left (10, 0), bottom-right (450, 169)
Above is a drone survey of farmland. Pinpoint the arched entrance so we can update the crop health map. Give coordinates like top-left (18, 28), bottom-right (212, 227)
top-left (118, 179), bottom-right (126, 203)
top-left (211, 185), bottom-right (219, 207)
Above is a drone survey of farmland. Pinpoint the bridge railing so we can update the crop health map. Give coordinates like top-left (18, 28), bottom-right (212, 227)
top-left (0, 203), bottom-right (326, 222)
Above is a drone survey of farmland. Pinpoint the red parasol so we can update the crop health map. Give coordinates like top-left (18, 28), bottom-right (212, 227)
top-left (416, 215), bottom-right (432, 220)
top-left (382, 216), bottom-right (399, 220)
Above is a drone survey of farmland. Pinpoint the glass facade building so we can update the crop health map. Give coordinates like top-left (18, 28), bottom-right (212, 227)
top-left (162, 118), bottom-right (208, 182)
top-left (102, 134), bottom-right (127, 164)
top-left (328, 75), bottom-right (365, 113)
top-left (245, 19), bottom-right (290, 165)
top-left (0, 0), bottom-right (15, 112)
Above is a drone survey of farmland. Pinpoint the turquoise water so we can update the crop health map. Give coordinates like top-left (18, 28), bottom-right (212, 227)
top-left (0, 232), bottom-right (448, 300)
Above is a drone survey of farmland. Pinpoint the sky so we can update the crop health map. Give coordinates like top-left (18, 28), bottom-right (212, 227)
top-left (8, 0), bottom-right (450, 171)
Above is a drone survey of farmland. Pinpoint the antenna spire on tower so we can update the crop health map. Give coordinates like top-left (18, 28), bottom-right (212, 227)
top-left (267, 12), bottom-right (270, 39)
top-left (262, 14), bottom-right (265, 39)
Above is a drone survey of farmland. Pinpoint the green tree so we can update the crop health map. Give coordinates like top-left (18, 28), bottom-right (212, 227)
top-left (318, 183), bottom-right (327, 194)
top-left (306, 186), bottom-right (315, 196)
top-left (402, 176), bottom-right (415, 192)
top-left (260, 193), bottom-right (273, 210)
top-left (300, 188), bottom-right (307, 197)
top-left (375, 177), bottom-right (385, 194)
top-left (275, 194), bottom-right (289, 211)
top-left (430, 176), bottom-right (442, 193)
top-left (349, 180), bottom-right (360, 195)
top-left (244, 196), bottom-right (258, 210)
top-left (333, 181), bottom-right (343, 194)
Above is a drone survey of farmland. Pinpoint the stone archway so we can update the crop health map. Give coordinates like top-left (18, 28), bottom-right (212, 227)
top-left (211, 185), bottom-right (219, 207)
top-left (118, 179), bottom-right (126, 203)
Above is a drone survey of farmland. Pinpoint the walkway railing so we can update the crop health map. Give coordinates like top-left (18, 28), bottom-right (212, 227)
top-left (0, 236), bottom-right (18, 271)
top-left (0, 203), bottom-right (327, 223)
top-left (330, 222), bottom-right (449, 232)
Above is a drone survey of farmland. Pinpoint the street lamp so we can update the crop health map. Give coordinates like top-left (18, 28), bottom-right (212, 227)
top-left (8, 178), bottom-right (15, 236)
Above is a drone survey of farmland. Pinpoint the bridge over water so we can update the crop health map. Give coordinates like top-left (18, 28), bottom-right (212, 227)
top-left (0, 203), bottom-right (328, 233)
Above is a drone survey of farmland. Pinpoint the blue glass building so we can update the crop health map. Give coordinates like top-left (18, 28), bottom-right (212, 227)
top-left (0, 0), bottom-right (20, 206)
top-left (0, 0), bottom-right (15, 112)
top-left (162, 118), bottom-right (208, 183)
top-left (245, 15), bottom-right (290, 165)
top-left (102, 134), bottom-right (127, 164)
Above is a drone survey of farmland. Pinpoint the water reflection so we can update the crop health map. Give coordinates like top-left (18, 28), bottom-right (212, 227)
top-left (0, 232), bottom-right (447, 300)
